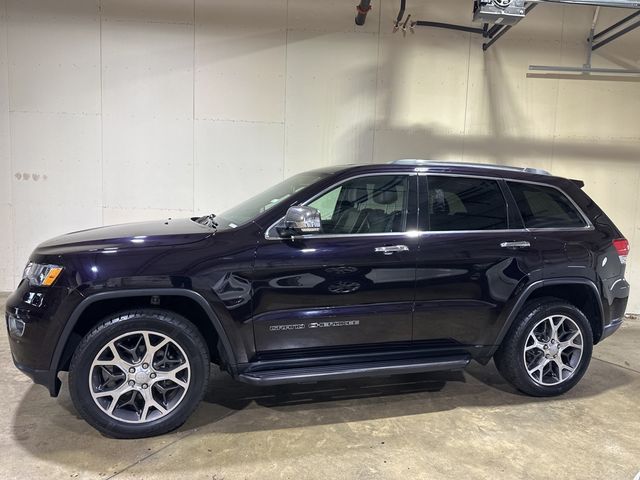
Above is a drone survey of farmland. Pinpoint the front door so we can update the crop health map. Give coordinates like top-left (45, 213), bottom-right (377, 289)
top-left (252, 173), bottom-right (418, 354)
top-left (413, 174), bottom-right (542, 349)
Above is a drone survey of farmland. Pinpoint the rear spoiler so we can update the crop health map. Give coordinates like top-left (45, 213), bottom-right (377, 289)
top-left (570, 179), bottom-right (585, 188)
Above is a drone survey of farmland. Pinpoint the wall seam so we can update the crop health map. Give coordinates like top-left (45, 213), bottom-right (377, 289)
top-left (282, 0), bottom-right (289, 180)
top-left (370, 0), bottom-right (382, 164)
top-left (461, 31), bottom-right (473, 162)
top-left (549, 5), bottom-right (566, 175)
top-left (192, 0), bottom-right (196, 212)
top-left (3, 0), bottom-right (15, 288)
top-left (99, 0), bottom-right (105, 225)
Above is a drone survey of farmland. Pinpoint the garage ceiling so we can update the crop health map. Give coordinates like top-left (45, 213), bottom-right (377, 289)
top-left (355, 0), bottom-right (640, 76)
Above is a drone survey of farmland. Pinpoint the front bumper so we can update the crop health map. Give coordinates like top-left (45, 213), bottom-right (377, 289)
top-left (13, 358), bottom-right (61, 396)
top-left (6, 280), bottom-right (84, 397)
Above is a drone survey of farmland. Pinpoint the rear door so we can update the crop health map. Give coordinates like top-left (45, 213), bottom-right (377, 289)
top-left (506, 181), bottom-right (593, 279)
top-left (252, 173), bottom-right (419, 354)
top-left (413, 174), bottom-right (542, 349)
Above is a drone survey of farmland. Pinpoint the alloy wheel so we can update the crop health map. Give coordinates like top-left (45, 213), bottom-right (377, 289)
top-left (89, 330), bottom-right (191, 423)
top-left (523, 315), bottom-right (584, 386)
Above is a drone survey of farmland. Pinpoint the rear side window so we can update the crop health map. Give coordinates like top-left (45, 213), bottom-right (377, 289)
top-left (508, 182), bottom-right (586, 229)
top-left (427, 176), bottom-right (507, 231)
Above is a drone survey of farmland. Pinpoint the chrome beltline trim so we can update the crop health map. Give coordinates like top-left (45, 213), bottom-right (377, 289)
top-left (264, 171), bottom-right (593, 241)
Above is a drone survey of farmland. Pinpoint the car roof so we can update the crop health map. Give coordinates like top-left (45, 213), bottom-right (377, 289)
top-left (324, 160), bottom-right (574, 185)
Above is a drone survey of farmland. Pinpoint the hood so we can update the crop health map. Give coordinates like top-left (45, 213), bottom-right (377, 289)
top-left (36, 218), bottom-right (214, 255)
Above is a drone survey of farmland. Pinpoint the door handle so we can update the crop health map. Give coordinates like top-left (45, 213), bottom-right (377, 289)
top-left (374, 245), bottom-right (410, 255)
top-left (500, 241), bottom-right (531, 249)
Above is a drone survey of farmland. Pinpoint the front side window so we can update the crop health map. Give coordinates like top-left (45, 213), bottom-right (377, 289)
top-left (508, 182), bottom-right (586, 229)
top-left (307, 175), bottom-right (409, 234)
top-left (427, 176), bottom-right (508, 231)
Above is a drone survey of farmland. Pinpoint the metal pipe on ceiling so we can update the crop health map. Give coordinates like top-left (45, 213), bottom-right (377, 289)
top-left (529, 64), bottom-right (640, 73)
top-left (592, 17), bottom-right (640, 48)
top-left (355, 0), bottom-right (373, 26)
top-left (593, 10), bottom-right (640, 39)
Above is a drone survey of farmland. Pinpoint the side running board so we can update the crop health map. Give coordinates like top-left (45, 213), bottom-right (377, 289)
top-left (237, 355), bottom-right (471, 386)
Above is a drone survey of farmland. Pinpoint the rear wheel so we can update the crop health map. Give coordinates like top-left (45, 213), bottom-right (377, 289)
top-left (494, 298), bottom-right (593, 397)
top-left (69, 309), bottom-right (209, 438)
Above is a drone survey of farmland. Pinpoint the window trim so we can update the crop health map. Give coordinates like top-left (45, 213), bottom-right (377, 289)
top-left (264, 171), bottom-right (593, 240)
top-left (506, 179), bottom-right (590, 231)
top-left (423, 174), bottom-right (511, 233)
top-left (417, 173), bottom-right (593, 234)
top-left (264, 172), bottom-right (418, 240)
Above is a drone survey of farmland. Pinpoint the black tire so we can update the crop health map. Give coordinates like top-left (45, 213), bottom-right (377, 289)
top-left (69, 309), bottom-right (209, 438)
top-left (494, 297), bottom-right (593, 397)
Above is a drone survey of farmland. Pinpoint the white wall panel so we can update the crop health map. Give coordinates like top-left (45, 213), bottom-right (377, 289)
top-left (10, 112), bottom-right (102, 270)
top-left (194, 119), bottom-right (284, 214)
top-left (102, 206), bottom-right (192, 225)
top-left (0, 0), bottom-right (10, 204)
top-left (379, 0), bottom-right (466, 28)
top-left (195, 0), bottom-right (286, 123)
top-left (0, 0), bottom-right (12, 290)
top-left (459, 41), bottom-right (560, 171)
top-left (285, 31), bottom-right (376, 175)
top-left (0, 204), bottom-right (13, 291)
top-left (373, 128), bottom-right (464, 164)
top-left (629, 190), bottom-right (640, 314)
top-left (102, 116), bottom-right (193, 210)
top-left (101, 16), bottom-right (194, 212)
top-left (465, 42), bottom-right (561, 140)
top-left (101, 0), bottom-right (194, 25)
top-left (9, 112), bottom-right (101, 206)
top-left (553, 66), bottom-right (640, 141)
top-left (376, 29), bottom-right (469, 137)
top-left (1, 0), bottom-right (639, 313)
top-left (6, 0), bottom-right (100, 114)
top-left (101, 20), bottom-right (194, 119)
top-left (552, 150), bottom-right (640, 240)
top-left (196, 0), bottom-right (286, 29)
top-left (288, 0), bottom-right (379, 34)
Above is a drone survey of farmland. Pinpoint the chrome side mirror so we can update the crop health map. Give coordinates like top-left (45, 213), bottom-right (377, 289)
top-left (278, 206), bottom-right (321, 237)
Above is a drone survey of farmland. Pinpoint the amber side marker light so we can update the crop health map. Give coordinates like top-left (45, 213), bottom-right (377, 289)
top-left (42, 267), bottom-right (63, 286)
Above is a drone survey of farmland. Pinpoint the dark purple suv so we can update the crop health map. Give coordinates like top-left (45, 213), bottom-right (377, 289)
top-left (6, 160), bottom-right (630, 438)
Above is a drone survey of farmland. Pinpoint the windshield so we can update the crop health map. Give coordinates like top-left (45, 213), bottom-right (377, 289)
top-left (214, 171), bottom-right (332, 229)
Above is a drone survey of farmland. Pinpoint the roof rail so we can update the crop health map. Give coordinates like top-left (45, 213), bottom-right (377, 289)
top-left (390, 159), bottom-right (551, 176)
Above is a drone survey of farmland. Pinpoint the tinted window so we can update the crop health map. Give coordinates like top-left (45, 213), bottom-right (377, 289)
top-left (508, 182), bottom-right (586, 229)
top-left (427, 176), bottom-right (507, 231)
top-left (307, 175), bottom-right (409, 234)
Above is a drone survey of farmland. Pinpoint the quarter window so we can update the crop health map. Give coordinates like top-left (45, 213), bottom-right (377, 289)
top-left (508, 182), bottom-right (586, 229)
top-left (427, 176), bottom-right (508, 231)
top-left (307, 175), bottom-right (409, 234)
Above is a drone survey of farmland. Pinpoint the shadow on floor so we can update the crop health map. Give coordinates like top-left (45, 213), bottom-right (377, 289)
top-left (13, 357), bottom-right (635, 442)
top-left (185, 358), bottom-right (635, 433)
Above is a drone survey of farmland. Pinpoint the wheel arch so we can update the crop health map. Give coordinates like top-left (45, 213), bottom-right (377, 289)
top-left (51, 289), bottom-right (237, 392)
top-left (487, 278), bottom-right (604, 359)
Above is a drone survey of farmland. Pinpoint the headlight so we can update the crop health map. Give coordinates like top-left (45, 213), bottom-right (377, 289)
top-left (23, 262), bottom-right (64, 287)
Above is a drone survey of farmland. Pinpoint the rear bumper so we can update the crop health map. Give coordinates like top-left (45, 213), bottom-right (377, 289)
top-left (600, 317), bottom-right (624, 341)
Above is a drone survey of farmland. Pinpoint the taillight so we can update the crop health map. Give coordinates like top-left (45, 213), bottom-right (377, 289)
top-left (613, 238), bottom-right (629, 264)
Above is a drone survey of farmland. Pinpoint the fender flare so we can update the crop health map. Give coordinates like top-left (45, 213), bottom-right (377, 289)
top-left (487, 277), bottom-right (604, 357)
top-left (50, 288), bottom-right (238, 385)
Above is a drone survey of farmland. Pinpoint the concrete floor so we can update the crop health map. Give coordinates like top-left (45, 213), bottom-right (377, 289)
top-left (2, 293), bottom-right (639, 480)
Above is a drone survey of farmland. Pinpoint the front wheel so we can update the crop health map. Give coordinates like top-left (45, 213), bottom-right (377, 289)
top-left (69, 309), bottom-right (210, 438)
top-left (494, 298), bottom-right (593, 397)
